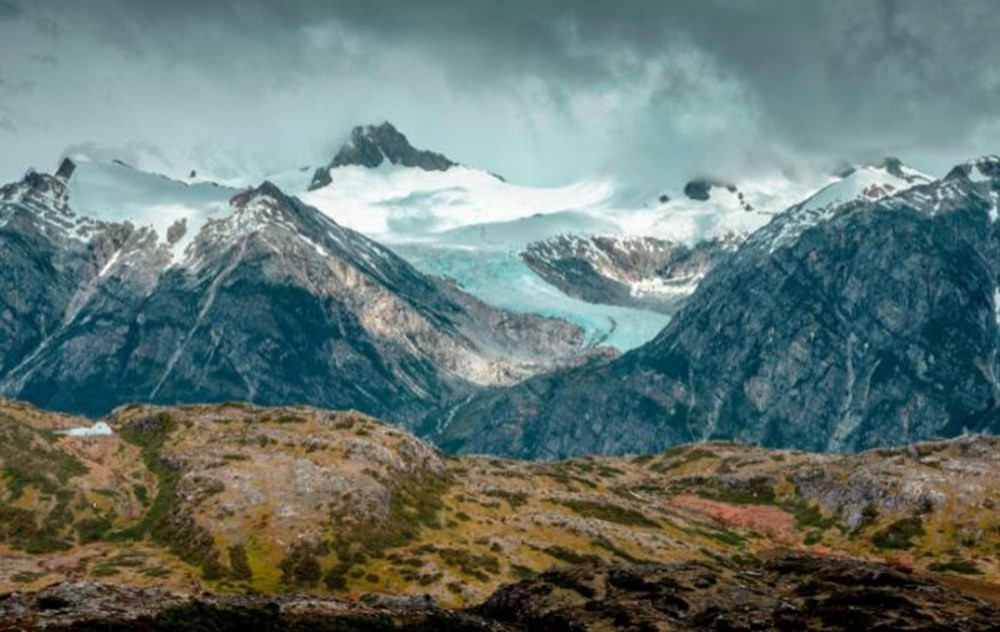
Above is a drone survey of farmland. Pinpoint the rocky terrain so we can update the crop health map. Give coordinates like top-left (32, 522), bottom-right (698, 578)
top-left (4, 552), bottom-right (999, 630)
top-left (438, 156), bottom-right (1000, 458)
top-left (521, 234), bottom-right (739, 314)
top-left (308, 122), bottom-right (459, 190)
top-left (0, 160), bottom-right (594, 423)
top-left (3, 399), bottom-right (1000, 628)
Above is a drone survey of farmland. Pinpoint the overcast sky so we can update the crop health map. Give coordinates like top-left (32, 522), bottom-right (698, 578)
top-left (0, 0), bottom-right (998, 186)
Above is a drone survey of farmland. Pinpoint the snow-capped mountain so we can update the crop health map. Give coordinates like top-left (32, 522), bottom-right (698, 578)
top-left (308, 122), bottom-right (458, 190)
top-left (434, 155), bottom-right (1000, 459)
top-left (513, 157), bottom-right (935, 316)
top-left (754, 156), bottom-right (933, 252)
top-left (0, 157), bottom-right (597, 421)
top-left (292, 123), bottom-right (836, 348)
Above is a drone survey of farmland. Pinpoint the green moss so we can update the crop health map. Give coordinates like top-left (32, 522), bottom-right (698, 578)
top-left (554, 499), bottom-right (659, 528)
top-left (481, 488), bottom-right (528, 509)
top-left (75, 516), bottom-right (113, 544)
top-left (432, 546), bottom-right (500, 582)
top-left (694, 477), bottom-right (776, 505)
top-left (114, 412), bottom-right (226, 580)
top-left (510, 564), bottom-right (536, 580)
top-left (696, 528), bottom-right (746, 548)
top-left (90, 564), bottom-right (121, 578)
top-left (872, 517), bottom-right (925, 550)
top-left (279, 541), bottom-right (324, 587)
top-left (591, 536), bottom-right (649, 564)
top-left (10, 571), bottom-right (46, 583)
top-left (321, 470), bottom-right (452, 588)
top-left (132, 483), bottom-right (149, 506)
top-left (791, 502), bottom-right (837, 531)
top-left (229, 544), bottom-right (253, 581)
top-left (0, 419), bottom-right (88, 501)
top-left (542, 545), bottom-right (601, 565)
top-left (928, 559), bottom-right (982, 575)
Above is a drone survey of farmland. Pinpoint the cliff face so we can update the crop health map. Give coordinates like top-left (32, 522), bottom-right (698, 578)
top-left (438, 157), bottom-right (1000, 458)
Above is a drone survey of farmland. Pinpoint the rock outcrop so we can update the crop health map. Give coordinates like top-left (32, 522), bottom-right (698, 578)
top-left (521, 234), bottom-right (739, 313)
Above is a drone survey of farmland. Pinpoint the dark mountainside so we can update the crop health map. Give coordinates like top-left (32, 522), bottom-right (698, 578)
top-left (0, 162), bottom-right (590, 424)
top-left (436, 157), bottom-right (1000, 458)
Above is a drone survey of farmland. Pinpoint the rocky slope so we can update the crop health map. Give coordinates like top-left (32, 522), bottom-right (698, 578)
top-left (5, 552), bottom-right (999, 631)
top-left (437, 156), bottom-right (1000, 458)
top-left (521, 234), bottom-right (739, 314)
top-left (4, 400), bottom-right (1000, 616)
top-left (0, 160), bottom-right (592, 422)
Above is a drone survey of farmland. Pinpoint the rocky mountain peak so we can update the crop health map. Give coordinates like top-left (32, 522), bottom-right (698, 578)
top-left (945, 155), bottom-right (1000, 183)
top-left (230, 180), bottom-right (288, 208)
top-left (875, 155), bottom-right (905, 178)
top-left (683, 177), bottom-right (737, 201)
top-left (308, 122), bottom-right (458, 190)
top-left (0, 161), bottom-right (74, 217)
top-left (55, 157), bottom-right (77, 181)
top-left (214, 180), bottom-right (309, 243)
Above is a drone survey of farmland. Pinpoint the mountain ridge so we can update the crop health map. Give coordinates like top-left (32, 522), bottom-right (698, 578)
top-left (0, 160), bottom-right (594, 421)
top-left (436, 155), bottom-right (1000, 458)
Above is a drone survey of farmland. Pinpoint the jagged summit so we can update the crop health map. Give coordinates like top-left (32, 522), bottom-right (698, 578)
top-left (945, 155), bottom-right (1000, 182)
top-left (309, 122), bottom-right (458, 190)
top-left (0, 158), bottom-right (77, 220)
top-left (230, 179), bottom-right (288, 207)
top-left (55, 157), bottom-right (77, 180)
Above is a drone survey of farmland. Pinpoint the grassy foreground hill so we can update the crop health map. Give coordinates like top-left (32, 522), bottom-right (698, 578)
top-left (1, 398), bottom-right (1000, 624)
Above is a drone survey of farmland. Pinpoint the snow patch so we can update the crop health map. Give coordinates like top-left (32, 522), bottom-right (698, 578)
top-left (629, 274), bottom-right (705, 299)
top-left (60, 421), bottom-right (113, 437)
top-left (994, 288), bottom-right (1000, 327)
top-left (757, 163), bottom-right (932, 252)
top-left (98, 249), bottom-right (122, 276)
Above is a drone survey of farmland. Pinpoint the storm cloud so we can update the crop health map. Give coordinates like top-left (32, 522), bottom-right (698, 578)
top-left (0, 0), bottom-right (997, 185)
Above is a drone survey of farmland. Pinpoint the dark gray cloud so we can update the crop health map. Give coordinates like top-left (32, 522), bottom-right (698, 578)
top-left (0, 0), bottom-right (20, 20)
top-left (0, 0), bottom-right (997, 185)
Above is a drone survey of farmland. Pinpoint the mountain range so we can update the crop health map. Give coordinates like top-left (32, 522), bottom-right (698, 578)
top-left (5, 122), bottom-right (1000, 630)
top-left (0, 154), bottom-right (593, 422)
top-left (436, 156), bottom-right (1000, 457)
top-left (1, 122), bottom-right (998, 460)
